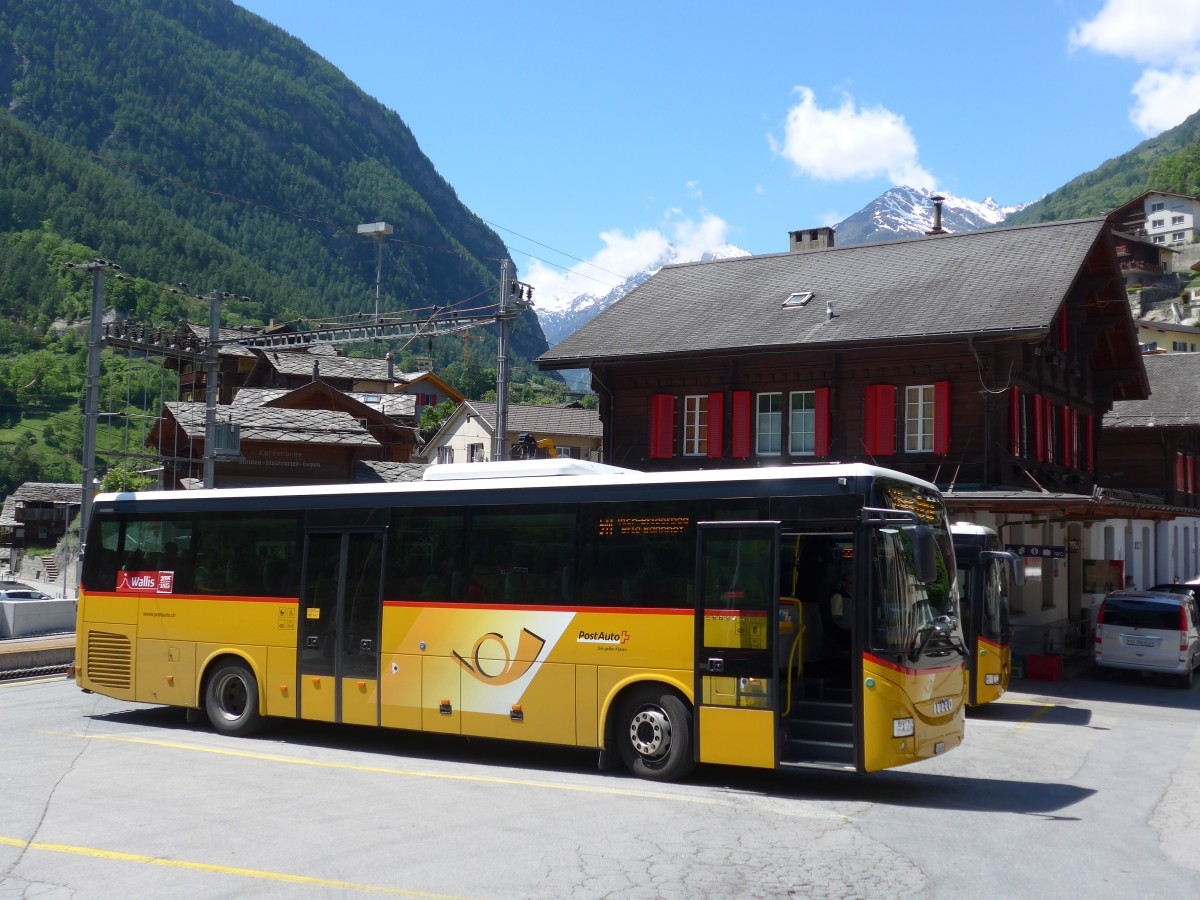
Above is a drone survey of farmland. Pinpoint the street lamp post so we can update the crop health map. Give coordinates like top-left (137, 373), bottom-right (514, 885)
top-left (357, 222), bottom-right (393, 321)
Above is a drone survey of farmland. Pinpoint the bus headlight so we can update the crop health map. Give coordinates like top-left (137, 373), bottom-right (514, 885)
top-left (892, 717), bottom-right (915, 738)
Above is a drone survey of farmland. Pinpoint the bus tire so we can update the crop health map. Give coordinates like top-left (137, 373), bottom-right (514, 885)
top-left (205, 659), bottom-right (264, 737)
top-left (616, 687), bottom-right (695, 781)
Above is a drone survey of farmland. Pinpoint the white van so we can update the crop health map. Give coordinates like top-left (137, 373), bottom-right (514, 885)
top-left (1093, 590), bottom-right (1200, 688)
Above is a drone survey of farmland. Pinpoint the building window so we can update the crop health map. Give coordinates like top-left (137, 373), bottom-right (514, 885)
top-left (1173, 231), bottom-right (1187, 242)
top-left (556, 446), bottom-right (576, 459)
top-left (1151, 201), bottom-right (1165, 212)
top-left (683, 395), bottom-right (708, 456)
top-left (756, 393), bottom-right (782, 455)
top-left (466, 442), bottom-right (485, 462)
top-left (1154, 235), bottom-right (1166, 244)
top-left (905, 385), bottom-right (935, 452)
top-left (436, 446), bottom-right (455, 464)
top-left (1172, 215), bottom-right (1186, 225)
top-left (789, 391), bottom-right (816, 455)
top-left (1151, 218), bottom-right (1164, 228)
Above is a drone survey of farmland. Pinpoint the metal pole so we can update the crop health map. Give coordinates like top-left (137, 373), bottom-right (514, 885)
top-left (494, 259), bottom-right (510, 462)
top-left (203, 290), bottom-right (220, 488)
top-left (79, 263), bottom-right (107, 586)
top-left (374, 236), bottom-right (383, 321)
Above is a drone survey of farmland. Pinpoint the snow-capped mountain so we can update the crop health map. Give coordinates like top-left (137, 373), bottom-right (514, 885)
top-left (537, 243), bottom-right (750, 346)
top-left (833, 185), bottom-right (1025, 245)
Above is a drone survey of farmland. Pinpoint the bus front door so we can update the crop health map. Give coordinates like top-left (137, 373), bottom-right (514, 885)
top-left (694, 522), bottom-right (779, 769)
top-left (299, 530), bottom-right (385, 726)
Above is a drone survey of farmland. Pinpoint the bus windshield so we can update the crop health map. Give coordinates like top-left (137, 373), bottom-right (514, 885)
top-left (872, 480), bottom-right (961, 660)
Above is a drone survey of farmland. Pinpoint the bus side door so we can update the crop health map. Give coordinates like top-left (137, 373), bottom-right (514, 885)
top-left (299, 529), bottom-right (385, 726)
top-left (694, 522), bottom-right (779, 769)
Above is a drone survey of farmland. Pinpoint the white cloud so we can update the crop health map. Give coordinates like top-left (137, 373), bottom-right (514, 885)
top-left (769, 86), bottom-right (936, 191)
top-left (523, 211), bottom-right (732, 313)
top-left (1070, 0), bottom-right (1200, 135)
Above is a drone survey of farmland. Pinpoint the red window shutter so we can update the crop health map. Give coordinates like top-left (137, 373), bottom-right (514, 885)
top-left (1194, 457), bottom-right (1200, 496)
top-left (647, 394), bottom-right (675, 459)
top-left (1061, 407), bottom-right (1073, 468)
top-left (1086, 415), bottom-right (1094, 472)
top-left (933, 381), bottom-right (951, 455)
top-left (1176, 452), bottom-right (1187, 494)
top-left (863, 385), bottom-right (895, 456)
top-left (707, 392), bottom-right (724, 459)
top-left (814, 387), bottom-right (831, 458)
top-left (731, 391), bottom-right (752, 459)
top-left (1033, 395), bottom-right (1045, 462)
top-left (1009, 388), bottom-right (1020, 457)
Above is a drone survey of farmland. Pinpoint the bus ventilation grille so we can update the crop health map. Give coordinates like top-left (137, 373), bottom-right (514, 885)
top-left (87, 631), bottom-right (133, 690)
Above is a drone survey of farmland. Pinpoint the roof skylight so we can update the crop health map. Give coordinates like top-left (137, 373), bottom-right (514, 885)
top-left (782, 291), bottom-right (814, 308)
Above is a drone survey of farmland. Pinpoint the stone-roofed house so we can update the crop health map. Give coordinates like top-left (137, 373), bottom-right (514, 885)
top-left (0, 482), bottom-right (81, 548)
top-left (419, 401), bottom-right (602, 464)
top-left (147, 402), bottom-right (383, 488)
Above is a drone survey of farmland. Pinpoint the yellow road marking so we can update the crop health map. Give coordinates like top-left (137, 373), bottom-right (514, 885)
top-left (1014, 703), bottom-right (1055, 731)
top-left (0, 834), bottom-right (462, 897)
top-left (76, 732), bottom-right (718, 804)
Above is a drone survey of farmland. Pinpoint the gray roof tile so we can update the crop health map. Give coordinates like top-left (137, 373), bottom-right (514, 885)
top-left (539, 219), bottom-right (1110, 366)
top-left (1106, 353), bottom-right (1200, 428)
top-left (165, 403), bottom-right (379, 446)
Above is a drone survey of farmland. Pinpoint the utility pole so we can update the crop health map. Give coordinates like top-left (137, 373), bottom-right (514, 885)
top-left (492, 261), bottom-right (534, 462)
top-left (76, 259), bottom-right (120, 586)
top-left (494, 259), bottom-right (510, 462)
top-left (203, 290), bottom-right (221, 488)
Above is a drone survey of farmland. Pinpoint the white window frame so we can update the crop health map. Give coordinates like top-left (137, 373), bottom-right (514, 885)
top-left (683, 394), bottom-right (708, 457)
top-left (1173, 231), bottom-right (1187, 242)
top-left (1172, 215), bottom-right (1185, 225)
top-left (905, 385), bottom-right (935, 453)
top-left (1154, 235), bottom-right (1166, 244)
top-left (1151, 201), bottom-right (1165, 212)
top-left (1151, 218), bottom-right (1164, 228)
top-left (466, 442), bottom-right (485, 462)
top-left (756, 393), bottom-right (782, 456)
top-left (436, 446), bottom-right (455, 464)
top-left (788, 391), bottom-right (816, 456)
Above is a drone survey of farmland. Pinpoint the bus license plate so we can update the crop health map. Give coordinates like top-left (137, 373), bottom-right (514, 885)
top-left (1126, 637), bottom-right (1155, 647)
top-left (932, 697), bottom-right (953, 715)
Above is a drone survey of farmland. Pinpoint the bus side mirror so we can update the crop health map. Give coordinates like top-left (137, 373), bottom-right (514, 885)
top-left (913, 524), bottom-right (938, 584)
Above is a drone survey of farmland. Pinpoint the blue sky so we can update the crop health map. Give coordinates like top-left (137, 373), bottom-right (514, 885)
top-left (235, 0), bottom-right (1200, 310)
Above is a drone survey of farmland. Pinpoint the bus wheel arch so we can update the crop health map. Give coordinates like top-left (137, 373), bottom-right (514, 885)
top-left (202, 654), bottom-right (265, 737)
top-left (609, 682), bottom-right (695, 781)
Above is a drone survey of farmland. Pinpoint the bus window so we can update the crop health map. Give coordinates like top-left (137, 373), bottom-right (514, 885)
top-left (388, 509), bottom-right (466, 602)
top-left (577, 501), bottom-right (696, 608)
top-left (465, 508), bottom-right (576, 605)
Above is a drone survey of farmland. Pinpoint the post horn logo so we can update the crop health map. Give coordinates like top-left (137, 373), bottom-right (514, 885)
top-left (453, 627), bottom-right (546, 685)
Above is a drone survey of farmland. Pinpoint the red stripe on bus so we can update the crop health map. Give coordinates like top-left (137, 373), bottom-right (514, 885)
top-left (382, 600), bottom-right (692, 615)
top-left (977, 635), bottom-right (1008, 653)
top-left (864, 652), bottom-right (964, 676)
top-left (86, 591), bottom-right (297, 603)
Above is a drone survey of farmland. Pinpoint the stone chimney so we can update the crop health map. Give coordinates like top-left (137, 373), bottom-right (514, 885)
top-left (386, 352), bottom-right (394, 380)
top-left (788, 227), bottom-right (835, 253)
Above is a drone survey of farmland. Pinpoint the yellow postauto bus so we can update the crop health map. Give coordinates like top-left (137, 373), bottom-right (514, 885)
top-left (951, 522), bottom-right (1021, 706)
top-left (76, 460), bottom-right (966, 781)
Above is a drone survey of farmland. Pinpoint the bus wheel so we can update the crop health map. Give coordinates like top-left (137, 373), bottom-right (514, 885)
top-left (205, 660), bottom-right (264, 737)
top-left (617, 687), bottom-right (695, 781)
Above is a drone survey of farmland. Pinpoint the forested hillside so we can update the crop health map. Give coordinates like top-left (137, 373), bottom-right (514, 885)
top-left (0, 0), bottom-right (558, 494)
top-left (1006, 108), bottom-right (1200, 225)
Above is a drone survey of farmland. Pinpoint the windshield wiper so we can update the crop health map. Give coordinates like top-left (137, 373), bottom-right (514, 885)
top-left (909, 616), bottom-right (969, 662)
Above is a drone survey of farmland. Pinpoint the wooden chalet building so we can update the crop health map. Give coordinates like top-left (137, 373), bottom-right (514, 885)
top-left (1098, 352), bottom-right (1200, 585)
top-left (538, 218), bottom-right (1159, 656)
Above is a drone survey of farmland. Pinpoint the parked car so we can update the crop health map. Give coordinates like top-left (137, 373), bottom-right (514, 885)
top-left (1093, 590), bottom-right (1200, 688)
top-left (0, 588), bottom-right (50, 600)
top-left (1149, 583), bottom-right (1198, 603)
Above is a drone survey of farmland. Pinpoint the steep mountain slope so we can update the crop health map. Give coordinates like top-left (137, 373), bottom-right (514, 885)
top-left (833, 186), bottom-right (1020, 245)
top-left (0, 0), bottom-right (547, 364)
top-left (1006, 106), bottom-right (1200, 226)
